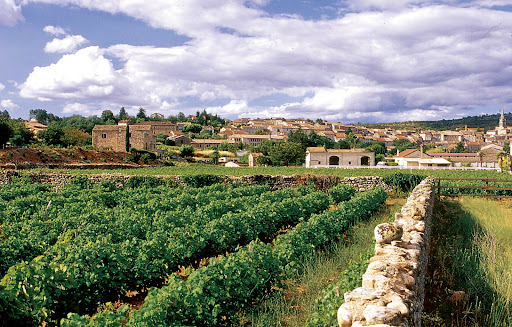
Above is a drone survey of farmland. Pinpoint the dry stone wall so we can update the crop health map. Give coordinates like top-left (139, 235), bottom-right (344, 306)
top-left (0, 170), bottom-right (392, 192)
top-left (337, 177), bottom-right (436, 327)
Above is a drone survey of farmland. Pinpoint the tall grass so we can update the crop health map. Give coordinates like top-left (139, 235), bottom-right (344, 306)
top-left (424, 198), bottom-right (512, 326)
top-left (243, 197), bottom-right (406, 326)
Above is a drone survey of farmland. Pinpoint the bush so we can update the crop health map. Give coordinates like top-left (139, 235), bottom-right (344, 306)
top-left (179, 145), bottom-right (194, 158)
top-left (328, 184), bottom-right (356, 204)
top-left (182, 174), bottom-right (222, 188)
top-left (383, 172), bottom-right (423, 192)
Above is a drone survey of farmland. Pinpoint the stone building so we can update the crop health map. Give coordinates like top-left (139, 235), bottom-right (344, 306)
top-left (305, 147), bottom-right (375, 168)
top-left (92, 121), bottom-right (176, 152)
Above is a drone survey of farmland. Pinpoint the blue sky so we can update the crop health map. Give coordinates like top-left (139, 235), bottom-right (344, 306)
top-left (1, 0), bottom-right (512, 123)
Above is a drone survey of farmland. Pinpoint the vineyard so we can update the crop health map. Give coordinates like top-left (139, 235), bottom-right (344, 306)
top-left (0, 176), bottom-right (387, 326)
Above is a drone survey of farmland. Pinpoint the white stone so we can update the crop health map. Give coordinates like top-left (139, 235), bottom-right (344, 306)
top-left (363, 305), bottom-right (401, 325)
top-left (337, 305), bottom-right (352, 327)
top-left (375, 223), bottom-right (403, 244)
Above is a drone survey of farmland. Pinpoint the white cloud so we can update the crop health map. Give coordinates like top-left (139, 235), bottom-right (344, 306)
top-left (43, 25), bottom-right (67, 36)
top-left (62, 102), bottom-right (94, 115)
top-left (44, 35), bottom-right (88, 53)
top-left (20, 46), bottom-right (127, 101)
top-left (17, 1), bottom-right (512, 122)
top-left (0, 83), bottom-right (4, 91)
top-left (0, 99), bottom-right (20, 110)
top-left (0, 0), bottom-right (23, 26)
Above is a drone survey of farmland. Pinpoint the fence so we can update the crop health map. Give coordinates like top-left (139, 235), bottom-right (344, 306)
top-left (436, 177), bottom-right (512, 198)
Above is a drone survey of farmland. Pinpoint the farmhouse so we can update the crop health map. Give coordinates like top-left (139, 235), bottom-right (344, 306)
top-left (393, 149), bottom-right (451, 168)
top-left (305, 147), bottom-right (375, 168)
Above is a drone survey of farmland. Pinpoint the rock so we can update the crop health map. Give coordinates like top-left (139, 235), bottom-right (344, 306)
top-left (363, 305), bottom-right (401, 325)
top-left (375, 223), bottom-right (403, 244)
top-left (337, 305), bottom-right (352, 327)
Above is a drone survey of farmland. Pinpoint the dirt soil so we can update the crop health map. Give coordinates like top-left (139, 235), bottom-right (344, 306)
top-left (0, 148), bottom-right (162, 168)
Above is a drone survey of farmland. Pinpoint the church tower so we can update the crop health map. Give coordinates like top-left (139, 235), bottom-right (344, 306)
top-left (499, 106), bottom-right (506, 129)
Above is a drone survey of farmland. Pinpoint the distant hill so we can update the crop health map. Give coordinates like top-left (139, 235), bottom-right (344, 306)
top-left (362, 113), bottom-right (511, 131)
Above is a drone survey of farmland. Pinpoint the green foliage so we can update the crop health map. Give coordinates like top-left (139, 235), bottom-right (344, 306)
top-left (0, 118), bottom-right (12, 147)
top-left (38, 122), bottom-right (65, 146)
top-left (328, 184), bottom-right (356, 204)
top-left (182, 174), bottom-right (222, 188)
top-left (452, 142), bottom-right (467, 153)
top-left (392, 139), bottom-right (418, 153)
top-left (128, 148), bottom-right (157, 163)
top-left (383, 172), bottom-right (423, 192)
top-left (179, 145), bottom-right (194, 158)
top-left (268, 142), bottom-right (305, 166)
top-left (306, 247), bottom-right (374, 326)
top-left (182, 123), bottom-right (202, 134)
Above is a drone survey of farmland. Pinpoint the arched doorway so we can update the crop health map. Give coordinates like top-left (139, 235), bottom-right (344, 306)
top-left (361, 156), bottom-right (370, 166)
top-left (329, 156), bottom-right (340, 165)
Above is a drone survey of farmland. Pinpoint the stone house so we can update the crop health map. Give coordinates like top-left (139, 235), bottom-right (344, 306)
top-left (393, 149), bottom-right (451, 168)
top-left (305, 147), bottom-right (375, 168)
top-left (93, 121), bottom-right (176, 152)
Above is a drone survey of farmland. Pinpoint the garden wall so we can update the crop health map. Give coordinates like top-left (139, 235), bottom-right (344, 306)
top-left (0, 170), bottom-right (392, 192)
top-left (337, 176), bottom-right (436, 327)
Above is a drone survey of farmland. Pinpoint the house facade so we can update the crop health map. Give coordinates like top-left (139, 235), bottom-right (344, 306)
top-left (305, 147), bottom-right (375, 168)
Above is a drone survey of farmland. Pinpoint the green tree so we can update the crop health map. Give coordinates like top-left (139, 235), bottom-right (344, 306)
top-left (209, 149), bottom-right (220, 164)
top-left (345, 129), bottom-right (359, 149)
top-left (183, 123), bottom-right (202, 134)
top-left (118, 107), bottom-right (129, 120)
top-left (288, 129), bottom-right (309, 149)
top-left (29, 109), bottom-right (50, 124)
top-left (0, 110), bottom-right (9, 119)
top-left (308, 131), bottom-right (335, 149)
top-left (365, 142), bottom-right (387, 155)
top-left (254, 129), bottom-right (267, 135)
top-left (268, 142), bottom-right (305, 166)
top-left (101, 110), bottom-right (116, 124)
top-left (61, 126), bottom-right (91, 147)
top-left (452, 142), bottom-right (466, 153)
top-left (315, 118), bottom-right (324, 124)
top-left (392, 139), bottom-right (418, 153)
top-left (136, 107), bottom-right (147, 120)
top-left (0, 118), bottom-right (12, 147)
top-left (179, 145), bottom-right (194, 158)
top-left (8, 120), bottom-right (33, 146)
top-left (504, 142), bottom-right (510, 155)
top-left (38, 122), bottom-right (65, 146)
top-left (155, 132), bottom-right (168, 143)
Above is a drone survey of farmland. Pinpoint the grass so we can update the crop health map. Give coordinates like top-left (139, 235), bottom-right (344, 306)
top-left (28, 163), bottom-right (512, 180)
top-left (242, 196), bottom-right (406, 326)
top-left (424, 197), bottom-right (512, 326)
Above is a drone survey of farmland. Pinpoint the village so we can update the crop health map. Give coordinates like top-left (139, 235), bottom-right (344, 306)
top-left (83, 108), bottom-right (512, 170)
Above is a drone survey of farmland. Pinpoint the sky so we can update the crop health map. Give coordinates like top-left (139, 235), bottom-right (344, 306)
top-left (1, 0), bottom-right (512, 123)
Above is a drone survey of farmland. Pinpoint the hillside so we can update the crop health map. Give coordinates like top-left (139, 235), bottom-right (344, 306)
top-left (0, 148), bottom-right (162, 168)
top-left (362, 112), bottom-right (511, 131)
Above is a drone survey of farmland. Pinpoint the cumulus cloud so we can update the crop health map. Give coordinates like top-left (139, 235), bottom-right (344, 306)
top-left (0, 99), bottom-right (20, 110)
top-left (0, 83), bottom-right (5, 91)
top-left (62, 102), bottom-right (94, 115)
top-left (44, 35), bottom-right (88, 53)
top-left (0, 0), bottom-right (23, 26)
top-left (43, 25), bottom-right (67, 36)
top-left (20, 46), bottom-right (127, 101)
top-left (18, 1), bottom-right (512, 122)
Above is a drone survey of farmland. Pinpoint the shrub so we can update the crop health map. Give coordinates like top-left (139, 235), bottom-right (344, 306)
top-left (382, 172), bottom-right (423, 192)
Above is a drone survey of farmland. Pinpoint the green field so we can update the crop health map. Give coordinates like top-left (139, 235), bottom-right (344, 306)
top-left (33, 163), bottom-right (512, 180)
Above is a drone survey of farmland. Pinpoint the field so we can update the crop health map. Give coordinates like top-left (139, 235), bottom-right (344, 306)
top-left (424, 197), bottom-right (512, 326)
top-left (0, 177), bottom-right (387, 326)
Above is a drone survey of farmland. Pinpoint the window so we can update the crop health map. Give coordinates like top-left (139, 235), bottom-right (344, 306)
top-left (102, 133), bottom-right (107, 139)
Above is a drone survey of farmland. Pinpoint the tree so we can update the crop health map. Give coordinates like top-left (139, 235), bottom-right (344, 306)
top-left (183, 123), bottom-right (202, 134)
top-left (8, 120), bottom-right (33, 146)
top-left (177, 112), bottom-right (186, 122)
top-left (268, 142), bottom-right (305, 166)
top-left (60, 126), bottom-right (91, 147)
top-left (345, 129), bottom-right (359, 149)
top-left (315, 118), bottom-right (323, 124)
top-left (209, 149), bottom-right (220, 164)
top-left (0, 110), bottom-right (9, 119)
top-left (288, 129), bottom-right (309, 149)
top-left (155, 132), bottom-right (168, 143)
top-left (254, 129), bottom-right (267, 135)
top-left (38, 122), bottom-right (65, 146)
top-left (392, 139), bottom-right (418, 153)
top-left (365, 142), bottom-right (387, 155)
top-left (452, 142), bottom-right (466, 153)
top-left (136, 107), bottom-right (147, 120)
top-left (308, 131), bottom-right (335, 149)
top-left (30, 109), bottom-right (50, 124)
top-left (0, 118), bottom-right (12, 147)
top-left (504, 142), bottom-right (510, 155)
top-left (179, 145), bottom-right (194, 158)
top-left (118, 107), bottom-right (130, 120)
top-left (101, 110), bottom-right (116, 124)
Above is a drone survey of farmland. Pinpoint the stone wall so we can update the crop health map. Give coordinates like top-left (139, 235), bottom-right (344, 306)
top-left (0, 170), bottom-right (393, 192)
top-left (337, 177), bottom-right (436, 327)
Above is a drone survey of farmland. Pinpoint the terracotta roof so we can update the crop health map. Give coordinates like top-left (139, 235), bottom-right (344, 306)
top-left (429, 153), bottom-right (478, 157)
top-left (394, 148), bottom-right (420, 158)
top-left (306, 147), bottom-right (326, 152)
